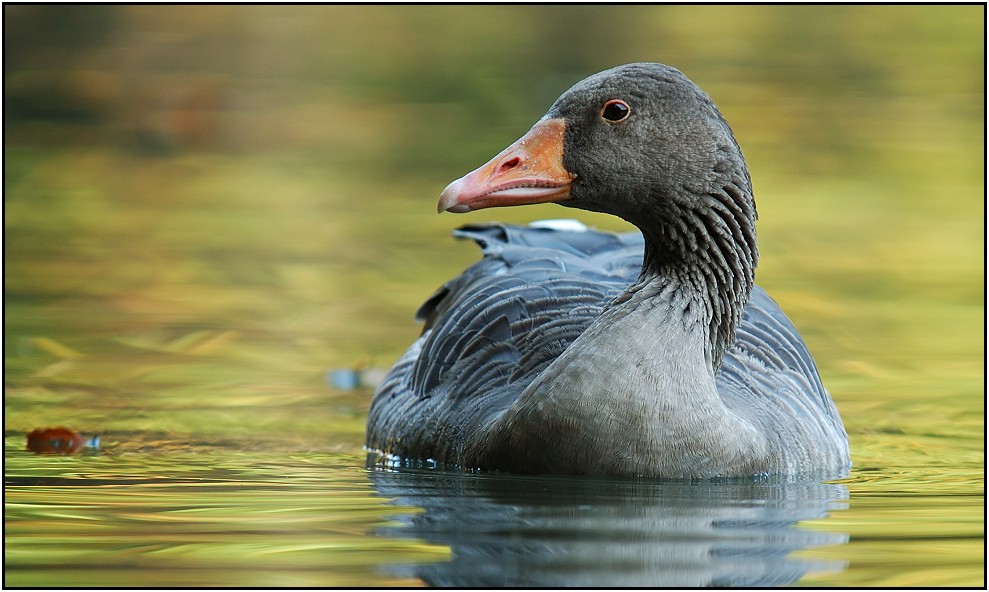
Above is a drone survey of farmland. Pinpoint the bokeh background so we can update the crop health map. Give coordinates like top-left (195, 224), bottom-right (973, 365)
top-left (4, 5), bottom-right (984, 587)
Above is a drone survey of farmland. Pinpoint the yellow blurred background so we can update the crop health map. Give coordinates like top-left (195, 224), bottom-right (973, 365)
top-left (4, 6), bottom-right (984, 586)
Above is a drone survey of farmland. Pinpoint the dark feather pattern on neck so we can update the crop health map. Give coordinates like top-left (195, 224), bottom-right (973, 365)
top-left (620, 174), bottom-right (758, 371)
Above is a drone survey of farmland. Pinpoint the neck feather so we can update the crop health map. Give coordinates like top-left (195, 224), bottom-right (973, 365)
top-left (626, 177), bottom-right (758, 369)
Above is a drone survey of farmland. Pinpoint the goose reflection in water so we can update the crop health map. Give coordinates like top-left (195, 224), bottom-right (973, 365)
top-left (368, 469), bottom-right (849, 587)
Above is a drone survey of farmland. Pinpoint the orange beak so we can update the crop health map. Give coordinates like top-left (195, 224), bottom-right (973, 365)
top-left (437, 118), bottom-right (575, 214)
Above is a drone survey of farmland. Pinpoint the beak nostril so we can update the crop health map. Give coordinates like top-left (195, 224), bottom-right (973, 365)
top-left (500, 156), bottom-right (521, 172)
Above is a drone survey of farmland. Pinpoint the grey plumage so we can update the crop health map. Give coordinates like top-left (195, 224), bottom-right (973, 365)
top-left (365, 63), bottom-right (850, 477)
top-left (367, 223), bottom-right (849, 476)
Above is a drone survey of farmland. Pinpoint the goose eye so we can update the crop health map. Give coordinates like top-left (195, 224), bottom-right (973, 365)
top-left (600, 99), bottom-right (630, 122)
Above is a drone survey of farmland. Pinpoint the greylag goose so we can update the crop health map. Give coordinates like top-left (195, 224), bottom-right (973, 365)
top-left (366, 63), bottom-right (850, 478)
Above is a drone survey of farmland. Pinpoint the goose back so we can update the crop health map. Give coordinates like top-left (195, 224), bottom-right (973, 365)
top-left (366, 222), bottom-right (849, 474)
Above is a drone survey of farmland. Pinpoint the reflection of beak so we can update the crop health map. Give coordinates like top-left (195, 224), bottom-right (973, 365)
top-left (437, 118), bottom-right (574, 214)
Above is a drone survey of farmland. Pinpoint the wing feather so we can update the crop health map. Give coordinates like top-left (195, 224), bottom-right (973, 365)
top-left (367, 222), bottom-right (846, 469)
